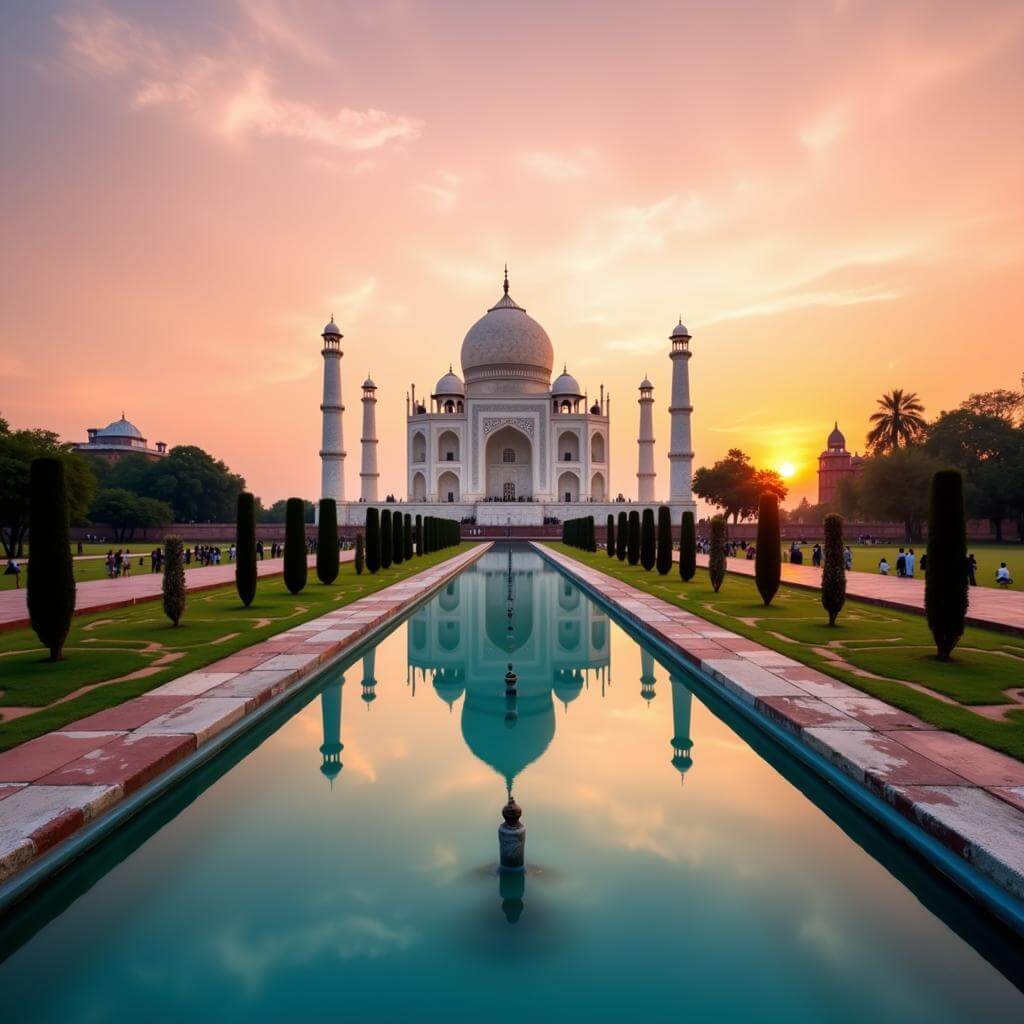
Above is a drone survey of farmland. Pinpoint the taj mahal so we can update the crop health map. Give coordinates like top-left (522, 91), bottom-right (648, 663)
top-left (319, 269), bottom-right (697, 527)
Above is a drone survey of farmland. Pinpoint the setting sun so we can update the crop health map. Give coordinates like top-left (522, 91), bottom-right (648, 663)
top-left (779, 462), bottom-right (797, 479)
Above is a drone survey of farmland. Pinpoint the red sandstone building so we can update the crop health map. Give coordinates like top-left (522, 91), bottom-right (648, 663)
top-left (817, 422), bottom-right (864, 505)
top-left (74, 414), bottom-right (167, 463)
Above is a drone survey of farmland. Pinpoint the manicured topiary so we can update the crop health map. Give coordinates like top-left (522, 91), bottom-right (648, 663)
top-left (821, 513), bottom-right (846, 626)
top-left (355, 532), bottom-right (365, 575)
top-left (391, 508), bottom-right (404, 565)
top-left (606, 515), bottom-right (615, 558)
top-left (235, 491), bottom-right (257, 606)
top-left (627, 510), bottom-right (640, 566)
top-left (656, 506), bottom-right (672, 575)
top-left (679, 511), bottom-right (696, 582)
top-left (415, 514), bottom-right (423, 556)
top-left (316, 498), bottom-right (340, 584)
top-left (162, 536), bottom-right (186, 626)
top-left (709, 516), bottom-right (727, 593)
top-left (284, 497), bottom-right (308, 594)
top-left (925, 469), bottom-right (969, 660)
top-left (380, 509), bottom-right (393, 568)
top-left (586, 516), bottom-right (595, 552)
top-left (616, 511), bottom-right (627, 560)
top-left (640, 508), bottom-right (656, 570)
top-left (755, 492), bottom-right (781, 606)
top-left (423, 516), bottom-right (432, 554)
top-left (365, 507), bottom-right (380, 573)
top-left (404, 514), bottom-right (413, 560)
top-left (27, 457), bottom-right (75, 659)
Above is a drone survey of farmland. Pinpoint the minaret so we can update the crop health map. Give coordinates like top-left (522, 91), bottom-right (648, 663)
top-left (360, 375), bottom-right (379, 503)
top-left (640, 648), bottom-right (657, 703)
top-left (320, 317), bottom-right (345, 504)
top-left (361, 649), bottom-right (378, 707)
top-left (669, 674), bottom-right (694, 783)
top-left (637, 376), bottom-right (655, 502)
top-left (319, 675), bottom-right (345, 784)
top-left (668, 320), bottom-right (694, 504)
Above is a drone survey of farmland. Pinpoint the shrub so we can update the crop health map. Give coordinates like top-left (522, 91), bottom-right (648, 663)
top-left (391, 507), bottom-right (404, 565)
top-left (627, 510), bottom-right (640, 565)
top-left (606, 515), bottom-right (615, 558)
top-left (284, 497), bottom-right (308, 594)
top-left (404, 514), bottom-right (413, 560)
top-left (656, 506), bottom-right (672, 575)
top-left (26, 457), bottom-right (75, 659)
top-left (365, 507), bottom-right (380, 573)
top-left (355, 532), bottom-right (365, 575)
top-left (679, 510), bottom-right (696, 582)
top-left (616, 511), bottom-right (627, 560)
top-left (709, 516), bottom-right (727, 593)
top-left (821, 513), bottom-right (846, 626)
top-left (925, 469), bottom-right (969, 660)
top-left (316, 498), bottom-right (340, 584)
top-left (754, 492), bottom-right (781, 606)
top-left (415, 514), bottom-right (423, 556)
top-left (162, 536), bottom-right (186, 626)
top-left (380, 509), bottom-right (393, 568)
top-left (235, 491), bottom-right (257, 606)
top-left (640, 508), bottom-right (656, 570)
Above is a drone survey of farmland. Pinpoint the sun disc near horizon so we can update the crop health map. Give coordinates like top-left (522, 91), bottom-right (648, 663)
top-left (779, 462), bottom-right (797, 479)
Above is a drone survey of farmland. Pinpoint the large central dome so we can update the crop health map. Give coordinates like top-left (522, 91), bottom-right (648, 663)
top-left (460, 273), bottom-right (554, 394)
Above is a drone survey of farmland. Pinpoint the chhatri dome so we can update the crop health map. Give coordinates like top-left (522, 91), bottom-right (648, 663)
top-left (433, 366), bottom-right (465, 397)
top-left (459, 267), bottom-right (554, 393)
top-left (551, 366), bottom-right (582, 397)
top-left (827, 421), bottom-right (846, 450)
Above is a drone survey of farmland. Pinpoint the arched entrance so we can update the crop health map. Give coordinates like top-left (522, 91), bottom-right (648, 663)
top-left (557, 470), bottom-right (579, 502)
top-left (437, 470), bottom-right (460, 502)
top-left (485, 425), bottom-right (532, 500)
top-left (591, 471), bottom-right (606, 500)
top-left (411, 471), bottom-right (427, 500)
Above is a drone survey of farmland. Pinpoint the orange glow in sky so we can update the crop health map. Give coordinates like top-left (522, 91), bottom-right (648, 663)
top-left (1, 2), bottom-right (1022, 506)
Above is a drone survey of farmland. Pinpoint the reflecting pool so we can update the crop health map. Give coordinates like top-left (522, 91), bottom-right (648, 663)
top-left (1, 546), bottom-right (1022, 1022)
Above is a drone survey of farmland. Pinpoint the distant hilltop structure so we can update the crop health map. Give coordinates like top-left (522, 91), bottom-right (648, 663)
top-left (817, 422), bottom-right (864, 505)
top-left (74, 414), bottom-right (167, 463)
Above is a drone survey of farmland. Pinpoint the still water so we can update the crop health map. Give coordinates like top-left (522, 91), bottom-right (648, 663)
top-left (1, 546), bottom-right (1022, 1022)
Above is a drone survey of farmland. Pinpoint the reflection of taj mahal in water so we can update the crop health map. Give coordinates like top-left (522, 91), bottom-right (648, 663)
top-left (316, 549), bottom-right (695, 792)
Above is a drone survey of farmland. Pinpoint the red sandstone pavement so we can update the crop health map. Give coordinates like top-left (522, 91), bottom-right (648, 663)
top-left (0, 552), bottom-right (337, 631)
top-left (0, 544), bottom-right (490, 887)
top-left (692, 553), bottom-right (1024, 635)
top-left (541, 544), bottom-right (1024, 910)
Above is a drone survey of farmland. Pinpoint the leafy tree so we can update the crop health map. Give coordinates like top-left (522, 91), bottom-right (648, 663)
top-left (616, 510), bottom-right (627, 560)
top-left (656, 506), bottom-right (672, 575)
top-left (857, 447), bottom-right (946, 541)
top-left (317, 499), bottom-right (339, 584)
top-left (404, 514), bottom-right (413, 560)
top-left (144, 445), bottom-right (247, 522)
top-left (627, 510), bottom-right (640, 566)
top-left (260, 498), bottom-right (315, 523)
top-left (90, 488), bottom-right (173, 540)
top-left (708, 516), bottom-right (727, 593)
top-left (0, 420), bottom-right (96, 557)
top-left (162, 536), bottom-right (186, 626)
top-left (235, 491), bottom-right (257, 607)
top-left (283, 498), bottom-right (308, 594)
top-left (925, 470), bottom-right (968, 660)
top-left (755, 493), bottom-right (781, 606)
top-left (365, 508), bottom-right (380, 573)
top-left (866, 389), bottom-right (927, 453)
top-left (606, 514), bottom-right (615, 558)
top-left (392, 509), bottom-right (404, 565)
top-left (679, 510), bottom-right (696, 581)
top-left (692, 448), bottom-right (788, 522)
top-left (27, 458), bottom-right (76, 659)
top-left (821, 513), bottom-right (846, 626)
top-left (380, 509), bottom-right (393, 568)
top-left (960, 389), bottom-right (1023, 424)
top-left (355, 532), bottom-right (365, 575)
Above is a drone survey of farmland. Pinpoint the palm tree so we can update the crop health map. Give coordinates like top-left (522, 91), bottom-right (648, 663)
top-left (866, 389), bottom-right (927, 453)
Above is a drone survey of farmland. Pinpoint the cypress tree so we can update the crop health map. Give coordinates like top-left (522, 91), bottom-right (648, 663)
top-left (404, 513), bottom-right (413, 560)
top-left (162, 536), bottom-right (186, 626)
top-left (316, 498), bottom-right (340, 584)
top-left (355, 532), bottom-right (365, 575)
top-left (587, 516), bottom-right (596, 551)
top-left (709, 516), bottom-right (727, 593)
top-left (616, 511), bottom-right (627, 560)
top-left (627, 510), bottom-right (640, 566)
top-left (380, 508), bottom-right (393, 568)
top-left (656, 506), bottom-right (672, 575)
top-left (925, 469), bottom-right (969, 660)
top-left (235, 491), bottom-right (257, 607)
top-left (415, 514), bottom-right (423, 556)
top-left (391, 508), bottom-right (404, 565)
top-left (821, 513), bottom-right (846, 626)
top-left (679, 511), bottom-right (696, 582)
top-left (755, 493), bottom-right (781, 606)
top-left (26, 457), bottom-right (75, 659)
top-left (606, 515), bottom-right (615, 558)
top-left (640, 508), bottom-right (656, 570)
top-left (366, 507), bottom-right (381, 573)
top-left (423, 516), bottom-right (432, 554)
top-left (284, 497), bottom-right (308, 594)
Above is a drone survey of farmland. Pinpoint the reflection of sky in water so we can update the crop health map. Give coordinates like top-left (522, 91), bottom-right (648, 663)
top-left (1, 547), bottom-right (1022, 1022)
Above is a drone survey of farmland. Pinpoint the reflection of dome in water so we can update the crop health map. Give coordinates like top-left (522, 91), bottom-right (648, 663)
top-left (461, 690), bottom-right (555, 789)
top-left (485, 571), bottom-right (533, 652)
top-left (433, 668), bottom-right (465, 710)
top-left (553, 670), bottom-right (583, 710)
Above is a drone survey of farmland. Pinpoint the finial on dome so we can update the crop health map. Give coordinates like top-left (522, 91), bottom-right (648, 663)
top-left (503, 264), bottom-right (509, 296)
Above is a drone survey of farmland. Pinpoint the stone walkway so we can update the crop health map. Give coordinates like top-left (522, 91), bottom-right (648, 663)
top-left (540, 544), bottom-right (1024, 918)
top-left (0, 553), bottom-right (330, 631)
top-left (693, 553), bottom-right (1024, 635)
top-left (0, 544), bottom-right (490, 891)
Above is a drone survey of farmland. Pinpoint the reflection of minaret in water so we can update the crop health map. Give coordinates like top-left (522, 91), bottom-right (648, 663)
top-left (361, 650), bottom-right (377, 708)
top-left (640, 649), bottom-right (657, 704)
top-left (319, 675), bottom-right (345, 784)
top-left (670, 675), bottom-right (695, 784)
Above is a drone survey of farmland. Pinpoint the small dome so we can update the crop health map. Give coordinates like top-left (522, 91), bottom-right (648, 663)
top-left (99, 415), bottom-right (144, 439)
top-left (362, 376), bottom-right (377, 389)
top-left (827, 422), bottom-right (846, 449)
top-left (433, 367), bottom-right (464, 397)
top-left (322, 318), bottom-right (341, 338)
top-left (670, 319), bottom-right (691, 340)
top-left (639, 376), bottom-right (653, 390)
top-left (551, 367), bottom-right (582, 397)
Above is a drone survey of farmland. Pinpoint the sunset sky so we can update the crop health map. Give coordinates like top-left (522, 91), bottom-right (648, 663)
top-left (2, 0), bottom-right (1022, 506)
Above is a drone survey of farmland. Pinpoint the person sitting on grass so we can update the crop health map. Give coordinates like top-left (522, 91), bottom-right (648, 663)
top-left (996, 563), bottom-right (1013, 587)
top-left (878, 557), bottom-right (890, 575)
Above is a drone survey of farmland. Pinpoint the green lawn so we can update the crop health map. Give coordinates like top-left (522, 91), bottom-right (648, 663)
top-left (547, 543), bottom-right (1024, 762)
top-left (0, 544), bottom-right (474, 751)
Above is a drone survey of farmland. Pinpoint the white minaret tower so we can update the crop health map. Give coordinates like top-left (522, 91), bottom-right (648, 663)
top-left (637, 376), bottom-right (656, 502)
top-left (668, 319), bottom-right (694, 504)
top-left (320, 317), bottom-right (345, 505)
top-left (359, 374), bottom-right (379, 503)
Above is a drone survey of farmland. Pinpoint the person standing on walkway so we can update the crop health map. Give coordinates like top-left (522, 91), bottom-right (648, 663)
top-left (896, 548), bottom-right (906, 577)
top-left (905, 548), bottom-right (915, 578)
top-left (256, 539), bottom-right (264, 561)
top-left (966, 553), bottom-right (977, 587)
top-left (844, 545), bottom-right (853, 571)
top-left (812, 543), bottom-right (822, 568)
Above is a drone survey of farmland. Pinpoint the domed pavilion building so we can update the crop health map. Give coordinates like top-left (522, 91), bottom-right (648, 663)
top-left (75, 414), bottom-right (168, 463)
